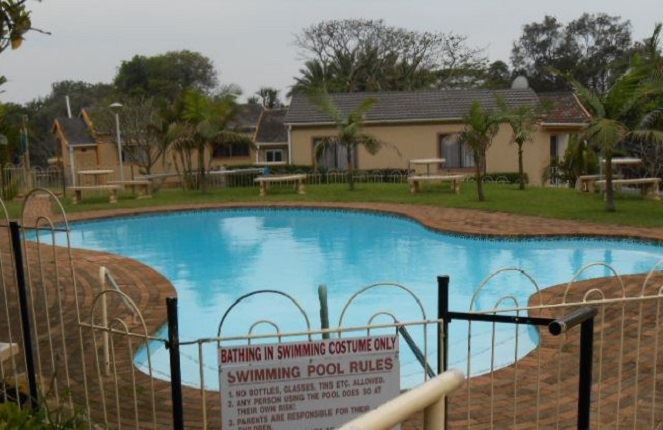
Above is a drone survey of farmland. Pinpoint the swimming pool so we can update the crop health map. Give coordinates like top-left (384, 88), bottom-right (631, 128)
top-left (56, 208), bottom-right (663, 389)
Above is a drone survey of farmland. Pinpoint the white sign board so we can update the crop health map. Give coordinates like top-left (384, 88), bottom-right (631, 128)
top-left (219, 335), bottom-right (400, 430)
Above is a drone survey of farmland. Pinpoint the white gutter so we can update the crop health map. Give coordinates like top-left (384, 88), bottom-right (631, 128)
top-left (287, 125), bottom-right (293, 165)
top-left (541, 122), bottom-right (589, 128)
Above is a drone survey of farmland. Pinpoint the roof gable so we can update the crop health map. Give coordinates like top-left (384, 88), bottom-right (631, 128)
top-left (53, 117), bottom-right (96, 146)
top-left (538, 92), bottom-right (591, 124)
top-left (255, 109), bottom-right (287, 143)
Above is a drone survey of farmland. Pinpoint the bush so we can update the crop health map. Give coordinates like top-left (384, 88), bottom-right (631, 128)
top-left (484, 172), bottom-right (529, 184)
top-left (0, 402), bottom-right (85, 429)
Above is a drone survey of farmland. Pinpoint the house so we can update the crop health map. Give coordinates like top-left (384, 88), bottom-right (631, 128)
top-left (52, 104), bottom-right (266, 183)
top-left (284, 87), bottom-right (590, 185)
top-left (254, 108), bottom-right (288, 164)
top-left (53, 86), bottom-right (589, 186)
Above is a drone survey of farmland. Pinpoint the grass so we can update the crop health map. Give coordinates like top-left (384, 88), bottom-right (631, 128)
top-left (7, 182), bottom-right (663, 228)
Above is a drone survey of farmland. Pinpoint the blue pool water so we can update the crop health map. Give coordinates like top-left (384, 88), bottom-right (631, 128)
top-left (54, 208), bottom-right (663, 389)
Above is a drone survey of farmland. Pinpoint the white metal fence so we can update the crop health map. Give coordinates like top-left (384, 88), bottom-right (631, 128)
top-left (0, 189), bottom-right (662, 429)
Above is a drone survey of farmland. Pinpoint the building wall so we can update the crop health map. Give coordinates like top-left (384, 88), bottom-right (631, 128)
top-left (289, 122), bottom-right (576, 185)
top-left (62, 141), bottom-right (255, 184)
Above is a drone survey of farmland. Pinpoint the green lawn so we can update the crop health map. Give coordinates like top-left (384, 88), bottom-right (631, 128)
top-left (9, 182), bottom-right (663, 228)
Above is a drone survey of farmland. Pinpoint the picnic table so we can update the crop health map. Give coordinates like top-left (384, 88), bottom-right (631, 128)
top-left (77, 169), bottom-right (114, 186)
top-left (408, 158), bottom-right (446, 176)
top-left (254, 174), bottom-right (306, 196)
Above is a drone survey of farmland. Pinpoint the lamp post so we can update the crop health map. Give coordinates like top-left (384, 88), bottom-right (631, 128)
top-left (0, 134), bottom-right (7, 197)
top-left (109, 102), bottom-right (124, 181)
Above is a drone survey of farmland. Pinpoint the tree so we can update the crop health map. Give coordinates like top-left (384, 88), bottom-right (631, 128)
top-left (482, 61), bottom-right (512, 89)
top-left (458, 101), bottom-right (501, 201)
top-left (167, 90), bottom-right (253, 191)
top-left (501, 102), bottom-right (543, 189)
top-left (90, 98), bottom-right (167, 176)
top-left (310, 92), bottom-right (382, 190)
top-left (18, 80), bottom-right (116, 166)
top-left (114, 50), bottom-right (218, 100)
top-left (512, 14), bottom-right (632, 92)
top-left (623, 24), bottom-right (663, 179)
top-left (255, 87), bottom-right (282, 108)
top-left (562, 45), bottom-right (663, 211)
top-left (1, 0), bottom-right (48, 86)
top-left (292, 19), bottom-right (485, 94)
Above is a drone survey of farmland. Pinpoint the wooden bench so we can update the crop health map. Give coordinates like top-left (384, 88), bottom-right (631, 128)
top-left (595, 178), bottom-right (661, 200)
top-left (107, 180), bottom-right (152, 198)
top-left (575, 175), bottom-right (603, 192)
top-left (254, 174), bottom-right (306, 196)
top-left (408, 175), bottom-right (466, 194)
top-left (67, 185), bottom-right (121, 204)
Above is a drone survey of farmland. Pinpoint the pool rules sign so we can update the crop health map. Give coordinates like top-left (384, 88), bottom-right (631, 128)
top-left (219, 335), bottom-right (400, 430)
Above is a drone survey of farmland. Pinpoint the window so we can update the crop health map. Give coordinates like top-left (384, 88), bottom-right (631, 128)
top-left (266, 149), bottom-right (284, 163)
top-left (312, 139), bottom-right (357, 171)
top-left (439, 134), bottom-right (474, 168)
top-left (550, 135), bottom-right (559, 160)
top-left (213, 143), bottom-right (250, 158)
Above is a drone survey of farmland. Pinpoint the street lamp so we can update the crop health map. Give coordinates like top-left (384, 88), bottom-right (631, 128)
top-left (109, 102), bottom-right (124, 181)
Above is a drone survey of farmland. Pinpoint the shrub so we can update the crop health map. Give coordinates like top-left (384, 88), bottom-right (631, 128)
top-left (485, 172), bottom-right (529, 184)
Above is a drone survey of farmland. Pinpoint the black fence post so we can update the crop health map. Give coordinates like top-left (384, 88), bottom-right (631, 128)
top-left (9, 221), bottom-right (39, 411)
top-left (577, 317), bottom-right (594, 430)
top-left (437, 275), bottom-right (449, 375)
top-left (166, 297), bottom-right (184, 430)
top-left (548, 306), bottom-right (597, 430)
top-left (318, 285), bottom-right (330, 339)
top-left (437, 275), bottom-right (450, 427)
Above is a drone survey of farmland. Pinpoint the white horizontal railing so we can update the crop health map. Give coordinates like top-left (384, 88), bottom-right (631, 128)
top-left (339, 369), bottom-right (465, 430)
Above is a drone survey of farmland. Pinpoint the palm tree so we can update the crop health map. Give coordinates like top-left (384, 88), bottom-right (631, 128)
top-left (501, 103), bottom-right (541, 190)
top-left (458, 101), bottom-right (501, 201)
top-left (310, 92), bottom-right (381, 190)
top-left (167, 90), bottom-right (253, 192)
top-left (562, 63), bottom-right (663, 211)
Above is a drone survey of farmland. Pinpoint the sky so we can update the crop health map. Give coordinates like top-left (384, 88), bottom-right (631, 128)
top-left (0, 0), bottom-right (661, 105)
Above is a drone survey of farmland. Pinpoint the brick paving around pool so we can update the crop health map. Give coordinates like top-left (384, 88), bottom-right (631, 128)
top-left (2, 201), bottom-right (663, 429)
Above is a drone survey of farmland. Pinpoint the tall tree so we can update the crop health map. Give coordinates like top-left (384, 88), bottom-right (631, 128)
top-left (167, 90), bottom-right (253, 191)
top-left (292, 19), bottom-right (485, 94)
top-left (18, 80), bottom-right (116, 166)
top-left (501, 102), bottom-right (543, 189)
top-left (624, 24), bottom-right (663, 179)
top-left (482, 61), bottom-right (512, 89)
top-left (310, 92), bottom-right (382, 190)
top-left (512, 14), bottom-right (632, 92)
top-left (562, 47), bottom-right (663, 211)
top-left (255, 87), bottom-right (282, 109)
top-left (114, 50), bottom-right (218, 100)
top-left (458, 101), bottom-right (501, 201)
top-left (90, 98), bottom-right (167, 176)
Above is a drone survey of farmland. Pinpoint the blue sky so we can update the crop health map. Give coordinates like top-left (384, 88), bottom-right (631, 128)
top-left (1, 0), bottom-right (660, 104)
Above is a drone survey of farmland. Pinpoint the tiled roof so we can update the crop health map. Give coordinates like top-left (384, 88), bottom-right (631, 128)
top-left (255, 109), bottom-right (287, 143)
top-left (54, 117), bottom-right (96, 146)
top-left (285, 88), bottom-right (539, 125)
top-left (538, 92), bottom-right (591, 124)
top-left (232, 104), bottom-right (263, 132)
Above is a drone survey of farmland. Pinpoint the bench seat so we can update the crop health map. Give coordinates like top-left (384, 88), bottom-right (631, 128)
top-left (595, 178), bottom-right (661, 200)
top-left (67, 185), bottom-right (121, 204)
top-left (575, 175), bottom-right (603, 192)
top-left (408, 174), bottom-right (467, 194)
top-left (254, 174), bottom-right (307, 196)
top-left (107, 180), bottom-right (152, 198)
